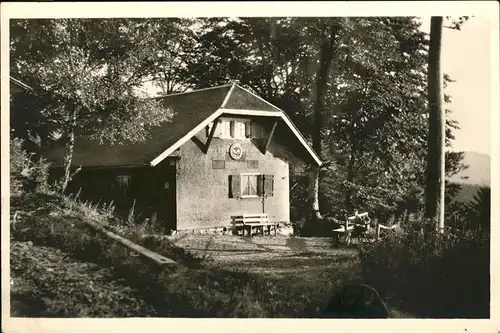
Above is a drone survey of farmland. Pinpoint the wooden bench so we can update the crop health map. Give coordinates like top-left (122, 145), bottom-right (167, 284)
top-left (232, 214), bottom-right (277, 237)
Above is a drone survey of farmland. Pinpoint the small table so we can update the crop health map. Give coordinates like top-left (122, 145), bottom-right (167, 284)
top-left (332, 212), bottom-right (372, 246)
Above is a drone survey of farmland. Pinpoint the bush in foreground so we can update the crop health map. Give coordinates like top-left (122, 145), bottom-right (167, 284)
top-left (359, 214), bottom-right (489, 318)
top-left (10, 137), bottom-right (51, 196)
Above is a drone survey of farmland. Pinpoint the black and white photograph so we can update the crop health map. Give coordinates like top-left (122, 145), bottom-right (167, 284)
top-left (1, 1), bottom-right (498, 332)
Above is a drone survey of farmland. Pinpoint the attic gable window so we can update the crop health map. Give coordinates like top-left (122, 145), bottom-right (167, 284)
top-left (207, 119), bottom-right (252, 139)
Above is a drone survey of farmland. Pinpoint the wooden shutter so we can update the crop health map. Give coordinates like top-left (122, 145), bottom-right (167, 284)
top-left (229, 120), bottom-right (235, 138)
top-left (263, 174), bottom-right (274, 197)
top-left (245, 121), bottom-right (252, 138)
top-left (230, 174), bottom-right (241, 198)
top-left (257, 174), bottom-right (264, 196)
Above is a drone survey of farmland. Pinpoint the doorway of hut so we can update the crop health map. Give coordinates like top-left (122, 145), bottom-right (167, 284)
top-left (148, 164), bottom-right (177, 234)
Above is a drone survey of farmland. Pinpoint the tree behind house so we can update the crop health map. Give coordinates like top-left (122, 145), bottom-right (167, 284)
top-left (174, 17), bottom-right (466, 225)
top-left (10, 19), bottom-right (172, 192)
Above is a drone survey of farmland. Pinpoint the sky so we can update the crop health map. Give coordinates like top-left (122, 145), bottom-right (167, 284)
top-left (420, 16), bottom-right (493, 155)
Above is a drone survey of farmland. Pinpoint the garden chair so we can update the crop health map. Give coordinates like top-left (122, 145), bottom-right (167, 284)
top-left (376, 220), bottom-right (400, 240)
top-left (351, 211), bottom-right (371, 237)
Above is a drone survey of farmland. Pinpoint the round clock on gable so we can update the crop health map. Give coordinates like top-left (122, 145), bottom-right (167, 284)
top-left (229, 143), bottom-right (243, 160)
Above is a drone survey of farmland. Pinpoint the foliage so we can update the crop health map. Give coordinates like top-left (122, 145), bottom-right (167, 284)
top-left (444, 16), bottom-right (470, 31)
top-left (10, 137), bottom-right (52, 196)
top-left (359, 214), bottom-right (489, 318)
top-left (179, 17), bottom-right (466, 220)
top-left (10, 17), bottom-right (467, 219)
top-left (145, 18), bottom-right (198, 94)
top-left (461, 186), bottom-right (491, 232)
top-left (10, 19), bottom-right (172, 191)
top-left (10, 90), bottom-right (57, 153)
top-left (10, 19), bottom-right (172, 143)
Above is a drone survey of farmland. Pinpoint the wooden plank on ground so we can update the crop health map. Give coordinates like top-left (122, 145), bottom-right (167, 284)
top-left (84, 220), bottom-right (176, 266)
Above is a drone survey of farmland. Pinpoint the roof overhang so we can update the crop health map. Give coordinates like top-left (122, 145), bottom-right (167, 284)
top-left (150, 107), bottom-right (322, 167)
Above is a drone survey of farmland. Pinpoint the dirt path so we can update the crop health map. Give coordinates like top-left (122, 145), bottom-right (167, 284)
top-left (166, 234), bottom-right (356, 262)
top-left (10, 240), bottom-right (157, 317)
top-left (166, 234), bottom-right (414, 318)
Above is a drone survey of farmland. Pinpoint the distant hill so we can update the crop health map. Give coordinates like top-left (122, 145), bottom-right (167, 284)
top-left (447, 151), bottom-right (490, 203)
top-left (453, 183), bottom-right (483, 203)
top-left (447, 151), bottom-right (490, 186)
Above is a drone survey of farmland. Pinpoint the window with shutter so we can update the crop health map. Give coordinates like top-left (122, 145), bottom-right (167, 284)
top-left (213, 120), bottom-right (227, 138)
top-left (115, 175), bottom-right (131, 195)
top-left (257, 174), bottom-right (264, 196)
top-left (213, 119), bottom-right (252, 139)
top-left (229, 120), bottom-right (235, 138)
top-left (230, 174), bottom-right (241, 198)
top-left (245, 122), bottom-right (252, 138)
top-left (241, 174), bottom-right (259, 197)
top-left (263, 174), bottom-right (274, 197)
top-left (233, 173), bottom-right (272, 198)
top-left (238, 121), bottom-right (246, 138)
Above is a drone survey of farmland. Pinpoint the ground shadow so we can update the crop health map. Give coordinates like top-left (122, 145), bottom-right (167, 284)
top-left (285, 237), bottom-right (307, 252)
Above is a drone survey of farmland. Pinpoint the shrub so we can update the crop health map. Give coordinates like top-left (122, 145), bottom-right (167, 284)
top-left (10, 137), bottom-right (51, 196)
top-left (359, 214), bottom-right (489, 318)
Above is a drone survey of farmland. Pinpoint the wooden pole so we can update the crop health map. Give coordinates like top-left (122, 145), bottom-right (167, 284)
top-left (439, 65), bottom-right (446, 234)
top-left (426, 16), bottom-right (445, 234)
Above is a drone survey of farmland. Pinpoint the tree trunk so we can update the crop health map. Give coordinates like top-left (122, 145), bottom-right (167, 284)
top-left (60, 130), bottom-right (75, 193)
top-left (345, 151), bottom-right (356, 212)
top-left (425, 16), bottom-right (445, 233)
top-left (307, 167), bottom-right (321, 218)
top-left (308, 21), bottom-right (341, 222)
top-left (60, 109), bottom-right (78, 193)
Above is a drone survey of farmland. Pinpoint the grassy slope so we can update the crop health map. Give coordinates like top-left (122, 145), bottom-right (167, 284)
top-left (10, 191), bottom-right (412, 318)
top-left (10, 241), bottom-right (157, 317)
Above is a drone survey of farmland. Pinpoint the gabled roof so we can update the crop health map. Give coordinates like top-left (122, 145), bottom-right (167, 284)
top-left (44, 83), bottom-right (322, 167)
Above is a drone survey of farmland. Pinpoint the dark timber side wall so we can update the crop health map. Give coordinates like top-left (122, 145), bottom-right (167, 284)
top-left (63, 164), bottom-right (177, 231)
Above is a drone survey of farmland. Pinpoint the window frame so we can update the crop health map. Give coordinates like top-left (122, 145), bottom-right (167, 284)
top-left (240, 172), bottom-right (261, 198)
top-left (207, 118), bottom-right (252, 140)
top-left (115, 174), bottom-right (132, 195)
